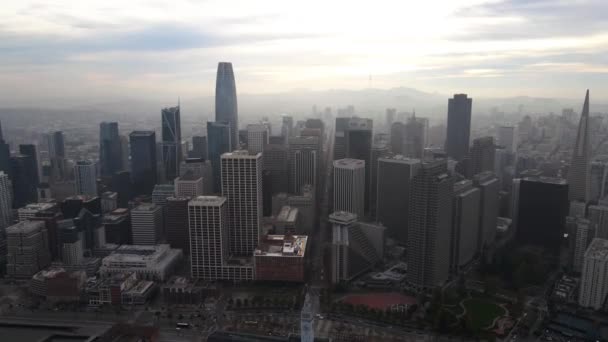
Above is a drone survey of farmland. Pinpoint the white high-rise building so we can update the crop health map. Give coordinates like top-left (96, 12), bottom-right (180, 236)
top-left (579, 238), bottom-right (608, 309)
top-left (74, 160), bottom-right (97, 196)
top-left (333, 158), bottom-right (365, 219)
top-left (189, 196), bottom-right (228, 279)
top-left (174, 173), bottom-right (204, 198)
top-left (247, 124), bottom-right (269, 155)
top-left (497, 126), bottom-right (516, 153)
top-left (221, 151), bottom-right (262, 257)
top-left (452, 180), bottom-right (481, 273)
top-left (131, 203), bottom-right (163, 245)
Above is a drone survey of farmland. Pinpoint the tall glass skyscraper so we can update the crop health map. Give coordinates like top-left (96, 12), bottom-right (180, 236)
top-left (445, 94), bottom-right (472, 161)
top-left (99, 122), bottom-right (123, 177)
top-left (129, 131), bottom-right (157, 195)
top-left (215, 62), bottom-right (238, 147)
top-left (207, 121), bottom-right (231, 193)
top-left (161, 106), bottom-right (182, 182)
top-left (568, 90), bottom-right (591, 202)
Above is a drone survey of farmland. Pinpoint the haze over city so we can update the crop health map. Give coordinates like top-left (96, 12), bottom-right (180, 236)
top-left (1, 0), bottom-right (608, 108)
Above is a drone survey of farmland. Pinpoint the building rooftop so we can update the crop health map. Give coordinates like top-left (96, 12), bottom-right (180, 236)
top-left (276, 206), bottom-right (298, 223)
top-left (222, 150), bottom-right (262, 159)
top-left (329, 211), bottom-right (358, 224)
top-left (189, 196), bottom-right (226, 206)
top-left (6, 220), bottom-right (44, 234)
top-left (379, 155), bottom-right (420, 164)
top-left (19, 202), bottom-right (56, 212)
top-left (254, 235), bottom-right (308, 257)
top-left (130, 130), bottom-right (155, 137)
top-left (153, 184), bottom-right (175, 192)
top-left (333, 158), bottom-right (365, 169)
top-left (176, 171), bottom-right (202, 182)
top-left (66, 195), bottom-right (98, 202)
top-left (585, 238), bottom-right (608, 261)
top-left (523, 176), bottom-right (568, 185)
top-left (132, 203), bottom-right (160, 212)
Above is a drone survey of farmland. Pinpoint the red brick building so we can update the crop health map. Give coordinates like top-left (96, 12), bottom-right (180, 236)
top-left (254, 235), bottom-right (307, 282)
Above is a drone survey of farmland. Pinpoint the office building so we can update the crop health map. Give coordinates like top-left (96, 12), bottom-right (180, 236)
top-left (0, 171), bottom-right (12, 229)
top-left (151, 184), bottom-right (174, 207)
top-left (568, 90), bottom-right (591, 202)
top-left (330, 211), bottom-right (384, 284)
top-left (6, 220), bottom-right (51, 278)
top-left (254, 235), bottom-right (307, 282)
top-left (272, 206), bottom-right (300, 235)
top-left (74, 160), bottom-right (97, 196)
top-left (101, 191), bottom-right (118, 213)
top-left (263, 142), bottom-right (288, 195)
top-left (445, 94), bottom-right (472, 161)
top-left (19, 144), bottom-right (41, 182)
top-left (99, 122), bottom-right (123, 178)
top-left (497, 126), bottom-right (516, 153)
top-left (103, 208), bottom-right (131, 245)
top-left (579, 238), bottom-right (608, 310)
top-left (286, 185), bottom-right (315, 234)
top-left (407, 159), bottom-right (453, 289)
top-left (221, 151), bottom-right (262, 256)
top-left (190, 135), bottom-right (207, 159)
top-left (589, 204), bottom-right (608, 239)
top-left (473, 172), bottom-right (499, 253)
top-left (452, 180), bottom-right (481, 273)
top-left (129, 131), bottom-right (157, 195)
top-left (390, 122), bottom-right (405, 155)
top-left (333, 158), bottom-right (365, 219)
top-left (112, 171), bottom-right (132, 208)
top-left (571, 217), bottom-right (593, 273)
top-left (189, 196), bottom-right (253, 281)
top-left (174, 172), bottom-right (204, 198)
top-left (207, 121), bottom-right (231, 193)
top-left (215, 62), bottom-right (239, 146)
top-left (0, 121), bottom-right (10, 176)
top-left (46, 131), bottom-right (67, 181)
top-left (369, 142), bottom-right (390, 219)
top-left (11, 154), bottom-right (38, 208)
top-left (288, 136), bottom-right (319, 195)
top-left (99, 244), bottom-right (182, 281)
top-left (58, 219), bottom-right (83, 265)
top-left (247, 124), bottom-right (269, 154)
top-left (516, 177), bottom-right (568, 253)
top-left (404, 115), bottom-right (425, 159)
top-left (281, 115), bottom-right (293, 139)
top-left (131, 203), bottom-right (163, 245)
top-left (165, 197), bottom-right (189, 254)
top-left (470, 137), bottom-right (495, 176)
top-left (161, 106), bottom-right (182, 182)
top-left (590, 160), bottom-right (608, 202)
top-left (376, 156), bottom-right (420, 243)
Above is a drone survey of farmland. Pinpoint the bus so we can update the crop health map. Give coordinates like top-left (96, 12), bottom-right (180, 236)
top-left (176, 322), bottom-right (190, 328)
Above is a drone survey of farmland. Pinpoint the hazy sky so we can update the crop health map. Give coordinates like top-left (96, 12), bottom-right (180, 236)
top-left (1, 0), bottom-right (607, 104)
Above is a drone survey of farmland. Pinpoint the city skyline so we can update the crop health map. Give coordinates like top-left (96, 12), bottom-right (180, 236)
top-left (1, 0), bottom-right (608, 105)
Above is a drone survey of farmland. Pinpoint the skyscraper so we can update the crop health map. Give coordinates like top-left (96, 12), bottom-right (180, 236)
top-left (19, 144), bottom-right (40, 183)
top-left (369, 142), bottom-right (390, 219)
top-left (452, 180), bottom-right (480, 273)
top-left (207, 121), bottom-right (231, 193)
top-left (390, 122), bottom-right (405, 155)
top-left (10, 155), bottom-right (38, 208)
top-left (281, 115), bottom-right (294, 139)
top-left (99, 122), bottom-right (123, 178)
top-left (111, 170), bottom-right (132, 208)
top-left (0, 172), bottom-right (12, 229)
top-left (174, 172), bottom-right (204, 198)
top-left (215, 62), bottom-right (239, 146)
top-left (470, 137), bottom-right (495, 176)
top-left (376, 156), bottom-right (420, 243)
top-left (568, 90), bottom-right (591, 202)
top-left (221, 151), bottom-right (262, 257)
top-left (190, 136), bottom-right (207, 159)
top-left (343, 118), bottom-right (373, 213)
top-left (6, 220), bottom-right (50, 278)
top-left (473, 172), bottom-right (499, 253)
top-left (288, 136), bottom-right (319, 195)
top-left (0, 121), bottom-right (10, 176)
top-left (333, 159), bottom-right (365, 219)
top-left (161, 106), bottom-right (182, 182)
top-left (404, 115), bottom-right (425, 159)
top-left (497, 126), bottom-right (516, 153)
top-left (407, 159), bottom-right (453, 289)
top-left (47, 131), bottom-right (67, 181)
top-left (579, 238), bottom-right (608, 310)
top-left (446, 94), bottom-right (472, 161)
top-left (247, 124), bottom-right (269, 154)
top-left (131, 203), bottom-right (163, 245)
top-left (129, 131), bottom-right (157, 195)
top-left (516, 176), bottom-right (568, 254)
top-left (166, 197), bottom-right (189, 254)
top-left (74, 160), bottom-right (97, 196)
top-left (263, 141), bottom-right (289, 195)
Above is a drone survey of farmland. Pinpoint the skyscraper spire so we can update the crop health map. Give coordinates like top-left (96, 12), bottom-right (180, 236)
top-left (568, 89), bottom-right (591, 202)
